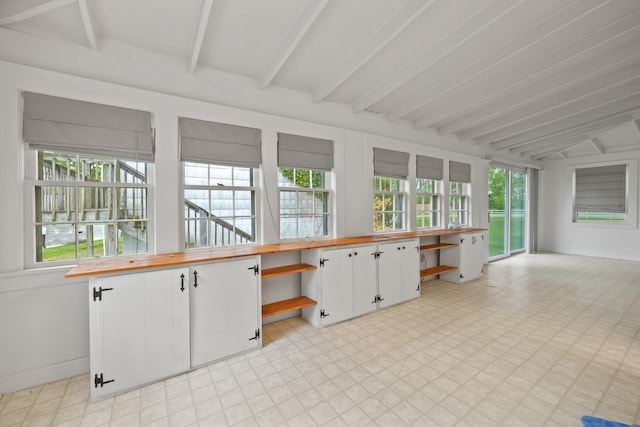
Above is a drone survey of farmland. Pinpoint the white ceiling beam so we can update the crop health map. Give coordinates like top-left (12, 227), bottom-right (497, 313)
top-left (491, 102), bottom-right (640, 150)
top-left (634, 119), bottom-right (640, 139)
top-left (386, 0), bottom-right (605, 123)
top-left (528, 137), bottom-right (587, 159)
top-left (462, 66), bottom-right (640, 141)
top-left (188, 0), bottom-right (213, 73)
top-left (589, 137), bottom-right (604, 154)
top-left (0, 0), bottom-right (77, 25)
top-left (437, 49), bottom-right (640, 136)
top-left (472, 83), bottom-right (640, 144)
top-left (312, 0), bottom-right (435, 103)
top-left (511, 115), bottom-right (632, 155)
top-left (352, 0), bottom-right (524, 113)
top-left (257, 0), bottom-right (328, 90)
top-left (77, 0), bottom-right (97, 50)
top-left (414, 12), bottom-right (640, 129)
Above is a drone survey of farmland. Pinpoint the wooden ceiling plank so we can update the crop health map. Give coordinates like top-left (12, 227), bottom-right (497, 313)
top-left (414, 12), bottom-right (640, 129)
top-left (0, 0), bottom-right (77, 25)
top-left (311, 0), bottom-right (435, 103)
top-left (352, 0), bottom-right (524, 113)
top-left (77, 0), bottom-right (97, 50)
top-left (437, 49), bottom-right (640, 136)
top-left (462, 65), bottom-right (640, 141)
top-left (477, 87), bottom-right (640, 147)
top-left (257, 0), bottom-right (328, 90)
top-left (188, 0), bottom-right (213, 73)
top-left (386, 0), bottom-right (603, 122)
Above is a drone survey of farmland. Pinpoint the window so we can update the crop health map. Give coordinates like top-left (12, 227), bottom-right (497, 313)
top-left (278, 168), bottom-right (330, 239)
top-left (32, 150), bottom-right (149, 264)
top-left (449, 181), bottom-right (470, 226)
top-left (574, 164), bottom-right (627, 222)
top-left (373, 176), bottom-right (406, 232)
top-left (184, 163), bottom-right (257, 248)
top-left (416, 178), bottom-right (442, 228)
top-left (277, 133), bottom-right (334, 240)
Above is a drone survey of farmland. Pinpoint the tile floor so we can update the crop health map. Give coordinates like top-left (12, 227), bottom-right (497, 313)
top-left (1, 252), bottom-right (639, 426)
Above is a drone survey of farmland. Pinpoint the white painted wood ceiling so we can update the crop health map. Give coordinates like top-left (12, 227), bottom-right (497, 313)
top-left (2, 0), bottom-right (640, 161)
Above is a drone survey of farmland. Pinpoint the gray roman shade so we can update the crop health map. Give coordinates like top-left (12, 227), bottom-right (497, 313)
top-left (373, 147), bottom-right (409, 179)
top-left (23, 92), bottom-right (154, 162)
top-left (416, 155), bottom-right (443, 180)
top-left (575, 164), bottom-right (626, 213)
top-left (449, 160), bottom-right (471, 183)
top-left (179, 118), bottom-right (261, 168)
top-left (277, 133), bottom-right (334, 171)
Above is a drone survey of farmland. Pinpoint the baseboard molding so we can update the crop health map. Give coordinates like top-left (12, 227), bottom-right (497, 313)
top-left (0, 357), bottom-right (89, 394)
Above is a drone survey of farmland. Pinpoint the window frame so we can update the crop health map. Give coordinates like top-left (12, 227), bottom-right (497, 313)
top-left (183, 161), bottom-right (259, 249)
top-left (373, 175), bottom-right (407, 233)
top-left (278, 167), bottom-right (332, 240)
top-left (24, 149), bottom-right (153, 269)
top-left (449, 181), bottom-right (471, 227)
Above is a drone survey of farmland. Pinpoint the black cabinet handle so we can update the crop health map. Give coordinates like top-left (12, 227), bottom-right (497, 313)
top-left (180, 274), bottom-right (185, 292)
top-left (193, 270), bottom-right (198, 288)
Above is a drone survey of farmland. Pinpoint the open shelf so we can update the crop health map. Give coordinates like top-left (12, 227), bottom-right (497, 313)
top-left (261, 263), bottom-right (317, 279)
top-left (262, 296), bottom-right (317, 318)
top-left (420, 242), bottom-right (458, 251)
top-left (420, 265), bottom-right (457, 279)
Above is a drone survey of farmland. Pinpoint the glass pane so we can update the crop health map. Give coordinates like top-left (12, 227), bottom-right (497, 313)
top-left (185, 189), bottom-right (209, 216)
top-left (297, 216), bottom-right (314, 238)
top-left (314, 192), bottom-right (329, 214)
top-left (278, 168), bottom-right (296, 187)
top-left (311, 170), bottom-right (325, 189)
top-left (298, 192), bottom-right (314, 215)
top-left (488, 167), bottom-right (508, 258)
top-left (184, 162), bottom-right (209, 186)
top-left (211, 190), bottom-right (233, 217)
top-left (116, 187), bottom-right (147, 220)
top-left (279, 191), bottom-right (297, 215)
top-left (185, 218), bottom-right (208, 248)
top-left (234, 190), bottom-right (254, 217)
top-left (37, 185), bottom-right (77, 223)
top-left (233, 167), bottom-right (253, 187)
top-left (117, 221), bottom-right (148, 255)
top-left (373, 176), bottom-right (381, 190)
top-left (234, 217), bottom-right (255, 242)
top-left (280, 216), bottom-right (296, 239)
top-left (373, 213), bottom-right (383, 232)
top-left (116, 160), bottom-right (145, 184)
top-left (39, 222), bottom-right (77, 263)
top-left (510, 171), bottom-right (526, 252)
top-left (210, 165), bottom-right (232, 186)
top-left (380, 177), bottom-right (390, 191)
top-left (373, 193), bottom-right (383, 213)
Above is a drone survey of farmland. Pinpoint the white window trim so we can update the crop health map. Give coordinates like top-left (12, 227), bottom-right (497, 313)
top-left (448, 181), bottom-right (471, 227)
top-left (568, 158), bottom-right (638, 230)
top-left (416, 178), bottom-right (443, 229)
top-left (373, 176), bottom-right (408, 233)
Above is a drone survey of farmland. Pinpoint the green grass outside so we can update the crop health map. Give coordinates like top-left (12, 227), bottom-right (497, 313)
top-left (42, 238), bottom-right (122, 262)
top-left (488, 213), bottom-right (525, 258)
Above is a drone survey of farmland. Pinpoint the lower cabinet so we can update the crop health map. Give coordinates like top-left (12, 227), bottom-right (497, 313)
top-left (440, 232), bottom-right (485, 283)
top-left (190, 257), bottom-right (261, 367)
top-left (88, 268), bottom-right (190, 400)
top-left (377, 240), bottom-right (420, 308)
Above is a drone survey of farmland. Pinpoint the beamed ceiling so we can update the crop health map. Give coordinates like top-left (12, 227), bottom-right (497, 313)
top-left (2, 0), bottom-right (640, 162)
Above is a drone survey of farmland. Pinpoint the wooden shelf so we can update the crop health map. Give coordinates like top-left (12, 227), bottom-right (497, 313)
top-left (262, 296), bottom-right (317, 318)
top-left (261, 263), bottom-right (317, 279)
top-left (420, 265), bottom-right (457, 279)
top-left (420, 243), bottom-right (458, 251)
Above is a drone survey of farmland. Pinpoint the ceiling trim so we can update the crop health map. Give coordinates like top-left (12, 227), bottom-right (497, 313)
top-left (188, 0), bottom-right (213, 73)
top-left (0, 0), bottom-right (77, 25)
top-left (589, 137), bottom-right (604, 154)
top-left (256, 0), bottom-right (328, 90)
top-left (77, 0), bottom-right (98, 51)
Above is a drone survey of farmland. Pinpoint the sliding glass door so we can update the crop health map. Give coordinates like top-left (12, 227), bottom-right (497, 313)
top-left (488, 166), bottom-right (527, 259)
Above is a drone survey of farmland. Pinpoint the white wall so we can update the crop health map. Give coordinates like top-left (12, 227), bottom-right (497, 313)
top-left (539, 150), bottom-right (640, 261)
top-left (0, 60), bottom-right (488, 393)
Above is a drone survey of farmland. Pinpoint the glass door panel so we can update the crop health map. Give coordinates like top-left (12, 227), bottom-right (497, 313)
top-left (488, 167), bottom-right (508, 258)
top-left (510, 171), bottom-right (526, 252)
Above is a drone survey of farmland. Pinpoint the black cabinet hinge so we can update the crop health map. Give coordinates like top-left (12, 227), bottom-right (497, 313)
top-left (371, 294), bottom-right (384, 304)
top-left (320, 309), bottom-right (330, 319)
top-left (319, 258), bottom-right (329, 267)
top-left (248, 329), bottom-right (261, 341)
top-left (248, 265), bottom-right (259, 275)
top-left (92, 286), bottom-right (113, 301)
top-left (94, 373), bottom-right (114, 388)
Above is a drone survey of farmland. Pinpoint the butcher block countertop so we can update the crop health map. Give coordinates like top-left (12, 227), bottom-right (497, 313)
top-left (65, 228), bottom-right (485, 278)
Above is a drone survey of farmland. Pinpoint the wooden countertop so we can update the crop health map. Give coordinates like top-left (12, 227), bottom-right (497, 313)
top-left (65, 228), bottom-right (485, 278)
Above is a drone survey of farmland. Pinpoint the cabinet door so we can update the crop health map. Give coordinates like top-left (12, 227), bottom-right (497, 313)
top-left (190, 257), bottom-right (260, 367)
top-left (352, 245), bottom-right (377, 317)
top-left (401, 240), bottom-right (421, 301)
top-left (90, 268), bottom-right (189, 399)
top-left (319, 247), bottom-right (353, 326)
top-left (459, 233), bottom-right (484, 282)
top-left (377, 242), bottom-right (405, 308)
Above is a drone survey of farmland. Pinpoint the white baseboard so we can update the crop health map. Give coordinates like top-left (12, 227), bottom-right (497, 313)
top-left (0, 357), bottom-right (89, 394)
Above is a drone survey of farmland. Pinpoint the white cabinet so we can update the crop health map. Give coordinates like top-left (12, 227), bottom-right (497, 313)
top-left (440, 232), bottom-right (485, 283)
top-left (88, 268), bottom-right (190, 399)
top-left (351, 245), bottom-right (378, 317)
top-left (377, 239), bottom-right (420, 308)
top-left (190, 257), bottom-right (261, 367)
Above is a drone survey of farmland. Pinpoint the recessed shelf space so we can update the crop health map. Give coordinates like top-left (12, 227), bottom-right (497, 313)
top-left (261, 263), bottom-right (317, 279)
top-left (420, 242), bottom-right (458, 251)
top-left (262, 296), bottom-right (317, 318)
top-left (420, 265), bottom-right (457, 279)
